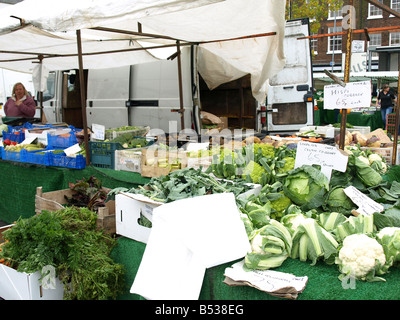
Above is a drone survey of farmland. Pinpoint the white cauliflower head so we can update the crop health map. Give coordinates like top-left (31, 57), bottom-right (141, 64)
top-left (335, 234), bottom-right (386, 281)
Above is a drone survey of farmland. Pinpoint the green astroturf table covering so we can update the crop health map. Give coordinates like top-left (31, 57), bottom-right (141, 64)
top-left (0, 159), bottom-right (149, 224)
top-left (1, 160), bottom-right (400, 300)
top-left (111, 237), bottom-right (400, 300)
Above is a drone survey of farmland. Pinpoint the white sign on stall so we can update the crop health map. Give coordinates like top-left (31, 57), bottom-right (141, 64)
top-left (295, 141), bottom-right (348, 180)
top-left (323, 80), bottom-right (371, 110)
top-left (343, 186), bottom-right (384, 216)
top-left (92, 123), bottom-right (105, 141)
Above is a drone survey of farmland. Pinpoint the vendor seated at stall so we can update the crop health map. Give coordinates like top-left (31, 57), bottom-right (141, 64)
top-left (4, 82), bottom-right (36, 118)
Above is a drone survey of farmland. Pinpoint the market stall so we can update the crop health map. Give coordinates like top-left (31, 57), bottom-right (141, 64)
top-left (1, 0), bottom-right (400, 303)
top-left (1, 127), bottom-right (400, 300)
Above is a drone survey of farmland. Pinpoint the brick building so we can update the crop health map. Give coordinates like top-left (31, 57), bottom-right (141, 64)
top-left (312, 0), bottom-right (400, 74)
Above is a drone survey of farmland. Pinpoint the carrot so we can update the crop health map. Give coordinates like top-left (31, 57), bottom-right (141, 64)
top-left (0, 258), bottom-right (5, 263)
top-left (58, 133), bottom-right (71, 138)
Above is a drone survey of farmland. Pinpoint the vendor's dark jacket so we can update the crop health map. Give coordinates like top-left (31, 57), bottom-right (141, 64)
top-left (378, 90), bottom-right (396, 109)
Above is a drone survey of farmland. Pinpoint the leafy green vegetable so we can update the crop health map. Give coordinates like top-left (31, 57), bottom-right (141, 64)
top-left (323, 186), bottom-right (356, 215)
top-left (377, 227), bottom-right (400, 267)
top-left (374, 206), bottom-right (400, 230)
top-left (121, 167), bottom-right (253, 203)
top-left (353, 155), bottom-right (383, 187)
top-left (283, 165), bottom-right (329, 211)
top-left (0, 207), bottom-right (125, 300)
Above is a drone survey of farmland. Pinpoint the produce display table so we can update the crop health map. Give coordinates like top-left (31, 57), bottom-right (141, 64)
top-left (317, 101), bottom-right (383, 131)
top-left (338, 111), bottom-right (383, 132)
top-left (2, 158), bottom-right (400, 301)
top-left (112, 237), bottom-right (400, 300)
top-left (0, 159), bottom-right (149, 224)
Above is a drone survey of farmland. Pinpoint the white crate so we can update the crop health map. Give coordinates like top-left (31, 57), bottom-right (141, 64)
top-left (361, 145), bottom-right (400, 165)
top-left (299, 125), bottom-right (335, 138)
top-left (115, 193), bottom-right (161, 244)
top-left (0, 265), bottom-right (64, 300)
top-left (334, 126), bottom-right (370, 137)
top-left (0, 224), bottom-right (65, 300)
top-left (186, 155), bottom-right (213, 171)
top-left (115, 149), bottom-right (142, 173)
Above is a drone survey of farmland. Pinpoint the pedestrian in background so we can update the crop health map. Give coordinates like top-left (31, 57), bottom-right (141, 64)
top-left (376, 84), bottom-right (396, 130)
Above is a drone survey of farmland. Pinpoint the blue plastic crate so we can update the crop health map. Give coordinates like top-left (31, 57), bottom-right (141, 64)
top-left (3, 130), bottom-right (25, 143)
top-left (24, 149), bottom-right (52, 166)
top-left (47, 132), bottom-right (78, 149)
top-left (1, 147), bottom-right (49, 164)
top-left (50, 152), bottom-right (86, 169)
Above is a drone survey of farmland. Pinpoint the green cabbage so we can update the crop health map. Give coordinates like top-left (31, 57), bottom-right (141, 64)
top-left (283, 165), bottom-right (329, 211)
top-left (323, 186), bottom-right (356, 215)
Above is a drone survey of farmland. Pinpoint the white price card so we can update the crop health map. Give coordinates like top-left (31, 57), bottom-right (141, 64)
top-left (295, 141), bottom-right (348, 180)
top-left (323, 80), bottom-right (371, 110)
top-left (92, 123), bottom-right (105, 141)
top-left (343, 186), bottom-right (384, 216)
top-left (64, 143), bottom-right (81, 156)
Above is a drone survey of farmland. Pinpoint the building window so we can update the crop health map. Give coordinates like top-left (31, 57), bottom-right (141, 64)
top-left (392, 0), bottom-right (400, 12)
top-left (310, 33), bottom-right (318, 55)
top-left (328, 2), bottom-right (343, 20)
top-left (390, 32), bottom-right (400, 46)
top-left (368, 33), bottom-right (381, 58)
top-left (368, 1), bottom-right (383, 18)
top-left (328, 27), bottom-right (342, 53)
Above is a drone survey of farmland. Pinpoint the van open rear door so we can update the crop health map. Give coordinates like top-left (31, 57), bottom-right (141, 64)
top-left (265, 18), bottom-right (314, 133)
top-left (86, 65), bottom-right (130, 129)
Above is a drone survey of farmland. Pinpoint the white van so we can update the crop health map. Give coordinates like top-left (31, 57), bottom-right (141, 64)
top-left (41, 18), bottom-right (313, 134)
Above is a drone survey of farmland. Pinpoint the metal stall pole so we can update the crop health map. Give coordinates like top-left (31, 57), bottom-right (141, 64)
top-left (392, 55), bottom-right (400, 165)
top-left (37, 54), bottom-right (45, 123)
top-left (339, 1), bottom-right (354, 150)
top-left (176, 40), bottom-right (185, 131)
top-left (76, 30), bottom-right (90, 165)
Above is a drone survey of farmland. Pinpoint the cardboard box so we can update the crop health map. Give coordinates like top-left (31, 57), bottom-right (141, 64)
top-left (35, 186), bottom-right (116, 234)
top-left (140, 148), bottom-right (188, 178)
top-left (0, 225), bottom-right (64, 300)
top-left (115, 192), bottom-right (161, 244)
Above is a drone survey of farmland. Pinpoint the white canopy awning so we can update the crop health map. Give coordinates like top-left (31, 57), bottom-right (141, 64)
top-left (0, 0), bottom-right (286, 102)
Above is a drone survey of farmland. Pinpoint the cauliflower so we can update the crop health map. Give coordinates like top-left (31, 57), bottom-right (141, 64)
top-left (368, 153), bottom-right (387, 174)
top-left (357, 155), bottom-right (370, 166)
top-left (335, 234), bottom-right (388, 282)
top-left (368, 153), bottom-right (383, 164)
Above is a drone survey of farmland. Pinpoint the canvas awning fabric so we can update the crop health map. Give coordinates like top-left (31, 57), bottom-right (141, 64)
top-left (0, 0), bottom-right (286, 102)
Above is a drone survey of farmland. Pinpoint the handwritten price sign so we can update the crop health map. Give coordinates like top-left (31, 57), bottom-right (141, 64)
top-left (295, 141), bottom-right (348, 180)
top-left (323, 80), bottom-right (371, 110)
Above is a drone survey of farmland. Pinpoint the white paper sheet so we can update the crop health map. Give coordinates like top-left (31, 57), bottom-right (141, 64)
top-left (130, 192), bottom-right (251, 300)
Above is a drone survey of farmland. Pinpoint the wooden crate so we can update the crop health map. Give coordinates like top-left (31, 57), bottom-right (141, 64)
top-left (35, 186), bottom-right (116, 234)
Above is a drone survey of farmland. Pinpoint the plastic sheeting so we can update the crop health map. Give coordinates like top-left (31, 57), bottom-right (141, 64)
top-left (0, 0), bottom-right (286, 102)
